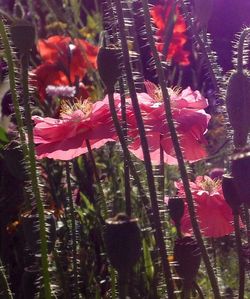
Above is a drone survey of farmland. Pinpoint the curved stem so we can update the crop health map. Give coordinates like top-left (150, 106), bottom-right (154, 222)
top-left (237, 28), bottom-right (250, 73)
top-left (21, 52), bottom-right (52, 299)
top-left (65, 162), bottom-right (79, 299)
top-left (193, 281), bottom-right (205, 299)
top-left (113, 1), bottom-right (175, 297)
top-left (141, 0), bottom-right (221, 297)
top-left (234, 212), bottom-right (245, 299)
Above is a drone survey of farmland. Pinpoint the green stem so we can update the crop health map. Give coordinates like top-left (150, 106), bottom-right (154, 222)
top-left (0, 258), bottom-right (13, 299)
top-left (119, 82), bottom-right (131, 217)
top-left (65, 162), bottom-right (79, 299)
top-left (243, 204), bottom-right (250, 245)
top-left (21, 52), bottom-right (51, 299)
top-left (236, 28), bottom-right (250, 73)
top-left (85, 139), bottom-right (107, 220)
top-left (141, 1), bottom-right (221, 297)
top-left (234, 212), bottom-right (245, 299)
top-left (0, 18), bottom-right (29, 159)
top-left (113, 1), bottom-right (175, 297)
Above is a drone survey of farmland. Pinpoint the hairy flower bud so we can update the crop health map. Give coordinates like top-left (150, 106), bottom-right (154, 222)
top-left (174, 236), bottom-right (201, 287)
top-left (104, 213), bottom-right (141, 274)
top-left (232, 150), bottom-right (250, 205)
top-left (97, 45), bottom-right (122, 93)
top-left (222, 174), bottom-right (242, 212)
top-left (167, 197), bottom-right (185, 226)
top-left (10, 20), bottom-right (35, 53)
top-left (226, 71), bottom-right (250, 148)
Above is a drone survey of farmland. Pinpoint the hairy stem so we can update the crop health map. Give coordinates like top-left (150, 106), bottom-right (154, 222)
top-left (234, 212), bottom-right (245, 299)
top-left (113, 0), bottom-right (175, 296)
top-left (141, 0), bottom-right (221, 297)
top-left (65, 162), bottom-right (80, 299)
top-left (0, 18), bottom-right (29, 159)
top-left (0, 258), bottom-right (13, 299)
top-left (236, 28), bottom-right (250, 73)
top-left (21, 52), bottom-right (51, 299)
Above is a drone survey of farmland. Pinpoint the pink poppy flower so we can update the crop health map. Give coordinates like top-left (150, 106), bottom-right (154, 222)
top-left (174, 176), bottom-right (236, 238)
top-left (33, 97), bottom-right (118, 160)
top-left (126, 82), bottom-right (210, 164)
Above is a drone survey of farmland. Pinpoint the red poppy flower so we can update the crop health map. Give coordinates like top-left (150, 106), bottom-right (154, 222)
top-left (32, 35), bottom-right (98, 101)
top-left (174, 176), bottom-right (236, 238)
top-left (126, 82), bottom-right (210, 164)
top-left (150, 2), bottom-right (190, 66)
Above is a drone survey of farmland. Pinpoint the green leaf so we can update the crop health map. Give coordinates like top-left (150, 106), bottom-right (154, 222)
top-left (142, 238), bottom-right (154, 281)
top-left (0, 126), bottom-right (9, 144)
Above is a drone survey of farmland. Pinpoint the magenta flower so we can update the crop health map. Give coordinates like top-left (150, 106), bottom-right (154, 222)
top-left (126, 82), bottom-right (211, 164)
top-left (174, 176), bottom-right (236, 238)
top-left (33, 97), bottom-right (118, 160)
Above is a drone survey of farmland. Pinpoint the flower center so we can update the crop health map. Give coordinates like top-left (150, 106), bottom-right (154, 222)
top-left (153, 85), bottom-right (181, 103)
top-left (60, 98), bottom-right (92, 118)
top-left (200, 178), bottom-right (221, 194)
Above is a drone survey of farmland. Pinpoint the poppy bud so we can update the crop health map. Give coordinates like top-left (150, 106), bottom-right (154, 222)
top-left (232, 150), bottom-right (250, 205)
top-left (222, 174), bottom-right (242, 213)
top-left (97, 45), bottom-right (122, 93)
top-left (167, 197), bottom-right (185, 226)
top-left (174, 237), bottom-right (201, 288)
top-left (104, 213), bottom-right (141, 274)
top-left (226, 71), bottom-right (250, 148)
top-left (10, 20), bottom-right (35, 53)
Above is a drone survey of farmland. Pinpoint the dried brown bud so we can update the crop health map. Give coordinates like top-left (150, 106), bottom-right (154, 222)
top-left (104, 213), bottom-right (141, 274)
top-left (97, 45), bottom-right (122, 93)
top-left (10, 20), bottom-right (35, 53)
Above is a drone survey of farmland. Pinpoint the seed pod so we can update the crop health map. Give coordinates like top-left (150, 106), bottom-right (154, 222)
top-left (97, 45), bottom-right (122, 93)
top-left (168, 197), bottom-right (185, 226)
top-left (10, 20), bottom-right (35, 53)
top-left (104, 213), bottom-right (141, 274)
top-left (222, 174), bottom-right (242, 212)
top-left (174, 236), bottom-right (201, 288)
top-left (232, 150), bottom-right (250, 206)
top-left (226, 71), bottom-right (250, 148)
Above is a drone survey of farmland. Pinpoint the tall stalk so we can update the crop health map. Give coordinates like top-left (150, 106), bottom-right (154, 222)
top-left (141, 0), bottom-right (221, 297)
top-left (112, 1), bottom-right (175, 296)
top-left (65, 162), bottom-right (80, 299)
top-left (234, 212), bottom-right (245, 299)
top-left (0, 18), bottom-right (29, 159)
top-left (20, 51), bottom-right (52, 299)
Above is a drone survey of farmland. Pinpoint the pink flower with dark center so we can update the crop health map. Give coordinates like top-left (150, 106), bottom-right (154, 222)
top-left (33, 96), bottom-right (118, 160)
top-left (126, 81), bottom-right (210, 164)
top-left (174, 176), bottom-right (236, 238)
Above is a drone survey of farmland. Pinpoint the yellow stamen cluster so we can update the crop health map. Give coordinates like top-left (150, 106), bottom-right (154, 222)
top-left (60, 98), bottom-right (93, 118)
top-left (201, 178), bottom-right (221, 194)
top-left (154, 85), bottom-right (181, 102)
